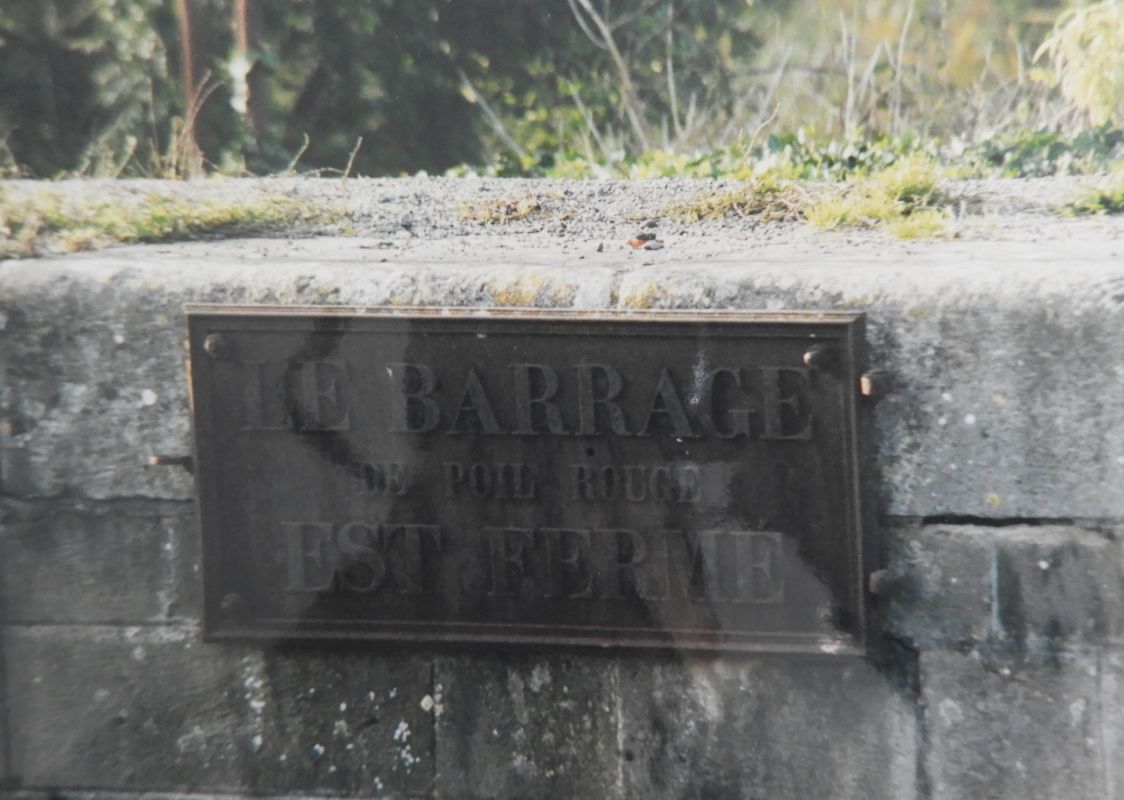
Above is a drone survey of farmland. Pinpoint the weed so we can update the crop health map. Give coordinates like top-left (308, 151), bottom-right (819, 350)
top-left (662, 175), bottom-right (811, 223)
top-left (885, 209), bottom-right (949, 239)
top-left (804, 154), bottom-right (948, 238)
top-left (1062, 171), bottom-right (1124, 215)
top-left (0, 190), bottom-right (341, 259)
top-left (458, 195), bottom-right (544, 224)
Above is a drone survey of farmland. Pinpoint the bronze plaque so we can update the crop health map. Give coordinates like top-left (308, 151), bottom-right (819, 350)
top-left (187, 306), bottom-right (875, 654)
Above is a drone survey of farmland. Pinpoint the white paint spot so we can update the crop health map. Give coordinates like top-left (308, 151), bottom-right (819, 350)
top-left (250, 734), bottom-right (263, 752)
top-left (338, 702), bottom-right (347, 712)
top-left (249, 699), bottom-right (265, 714)
top-left (393, 720), bottom-right (411, 743)
top-left (113, 332), bottom-right (126, 344)
top-left (368, 691), bottom-right (376, 701)
top-left (311, 743), bottom-right (325, 758)
top-left (941, 392), bottom-right (953, 402)
top-left (964, 413), bottom-right (976, 425)
top-left (938, 698), bottom-right (964, 725)
top-left (1038, 559), bottom-right (1050, 571)
top-left (937, 416), bottom-right (948, 426)
top-left (139, 389), bottom-right (158, 407)
top-left (1117, 456), bottom-right (1124, 465)
top-left (420, 694), bottom-right (435, 712)
top-left (389, 687), bottom-right (398, 698)
top-left (131, 645), bottom-right (147, 661)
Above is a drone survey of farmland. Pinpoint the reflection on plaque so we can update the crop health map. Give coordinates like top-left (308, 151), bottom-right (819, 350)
top-left (187, 306), bottom-right (876, 654)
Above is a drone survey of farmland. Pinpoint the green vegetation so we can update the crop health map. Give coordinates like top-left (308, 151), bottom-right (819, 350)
top-left (3, 1), bottom-right (1124, 181)
top-left (458, 195), bottom-right (545, 224)
top-left (664, 155), bottom-right (950, 239)
top-left (0, 189), bottom-right (340, 258)
top-left (662, 176), bottom-right (811, 223)
top-left (1063, 170), bottom-right (1124, 215)
top-left (805, 154), bottom-right (947, 236)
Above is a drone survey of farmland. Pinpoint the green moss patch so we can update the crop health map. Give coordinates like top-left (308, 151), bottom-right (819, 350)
top-left (0, 189), bottom-right (342, 259)
top-left (1062, 170), bottom-right (1124, 215)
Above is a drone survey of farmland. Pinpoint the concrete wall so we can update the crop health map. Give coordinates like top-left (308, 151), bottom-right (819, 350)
top-left (3, 221), bottom-right (1124, 799)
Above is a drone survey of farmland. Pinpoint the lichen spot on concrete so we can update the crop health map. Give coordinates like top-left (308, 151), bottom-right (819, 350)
top-left (140, 389), bottom-right (158, 407)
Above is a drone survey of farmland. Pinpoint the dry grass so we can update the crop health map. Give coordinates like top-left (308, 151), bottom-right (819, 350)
top-left (0, 188), bottom-right (342, 259)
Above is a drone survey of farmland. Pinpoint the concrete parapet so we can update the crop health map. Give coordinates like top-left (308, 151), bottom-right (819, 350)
top-left (3, 178), bottom-right (1124, 798)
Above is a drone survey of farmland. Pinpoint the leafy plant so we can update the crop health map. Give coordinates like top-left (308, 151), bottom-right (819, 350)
top-left (1035, 1), bottom-right (1124, 128)
top-left (1062, 168), bottom-right (1124, 215)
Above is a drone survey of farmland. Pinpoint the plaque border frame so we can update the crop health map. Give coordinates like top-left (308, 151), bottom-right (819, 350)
top-left (185, 305), bottom-right (878, 657)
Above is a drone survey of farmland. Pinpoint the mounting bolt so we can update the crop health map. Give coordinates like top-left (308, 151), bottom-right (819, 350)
top-left (860, 370), bottom-right (894, 400)
top-left (203, 333), bottom-right (227, 358)
top-left (147, 454), bottom-right (194, 474)
top-left (868, 569), bottom-right (902, 597)
top-left (803, 344), bottom-right (834, 369)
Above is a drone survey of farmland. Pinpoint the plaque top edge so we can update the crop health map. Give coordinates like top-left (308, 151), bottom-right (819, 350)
top-left (183, 303), bottom-right (865, 326)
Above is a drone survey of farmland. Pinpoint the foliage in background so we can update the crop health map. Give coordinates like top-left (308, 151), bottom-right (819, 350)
top-left (1, 0), bottom-right (1123, 179)
top-left (1035, 0), bottom-right (1124, 127)
top-left (0, 1), bottom-right (174, 176)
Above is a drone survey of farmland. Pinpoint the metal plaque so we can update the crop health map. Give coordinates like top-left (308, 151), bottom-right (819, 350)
top-left (187, 306), bottom-right (876, 654)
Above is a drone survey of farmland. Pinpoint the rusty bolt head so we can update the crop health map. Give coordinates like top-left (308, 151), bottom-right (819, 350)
top-left (203, 333), bottom-right (226, 358)
top-left (860, 370), bottom-right (895, 400)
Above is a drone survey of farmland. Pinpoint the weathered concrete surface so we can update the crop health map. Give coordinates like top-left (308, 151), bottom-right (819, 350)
top-left (5, 225), bottom-right (1124, 517)
top-left (922, 650), bottom-right (1107, 800)
top-left (4, 178), bottom-right (1124, 800)
top-left (433, 654), bottom-right (621, 799)
top-left (887, 524), bottom-right (1124, 649)
top-left (0, 500), bottom-right (197, 624)
top-left (617, 655), bottom-right (918, 800)
top-left (3, 625), bottom-right (434, 796)
top-left (1105, 651), bottom-right (1124, 800)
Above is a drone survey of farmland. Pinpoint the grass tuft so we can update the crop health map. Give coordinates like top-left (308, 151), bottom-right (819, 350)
top-left (1063, 170), bottom-right (1124, 215)
top-left (458, 195), bottom-right (544, 224)
top-left (661, 175), bottom-right (811, 223)
top-left (0, 190), bottom-right (342, 259)
top-left (805, 154), bottom-right (948, 238)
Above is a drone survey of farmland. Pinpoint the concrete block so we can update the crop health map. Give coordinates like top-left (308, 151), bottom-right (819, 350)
top-left (887, 524), bottom-right (1124, 650)
top-left (0, 501), bottom-right (196, 624)
top-left (922, 650), bottom-right (1104, 800)
top-left (247, 648), bottom-right (435, 797)
top-left (885, 525), bottom-right (994, 647)
top-left (1103, 650), bottom-right (1124, 800)
top-left (3, 626), bottom-right (432, 796)
top-left (990, 526), bottom-right (1124, 648)
top-left (615, 253), bottom-right (1124, 518)
top-left (433, 653), bottom-right (621, 799)
top-left (616, 655), bottom-right (919, 800)
top-left (0, 249), bottom-right (618, 501)
top-left (4, 625), bottom-right (251, 791)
